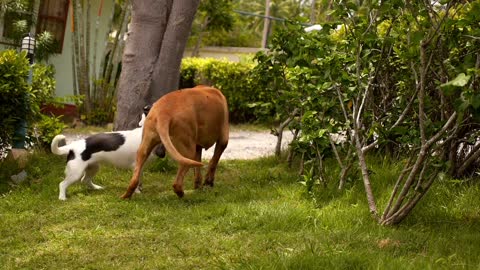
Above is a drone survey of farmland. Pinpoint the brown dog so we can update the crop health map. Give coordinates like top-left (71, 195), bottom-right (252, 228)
top-left (121, 85), bottom-right (229, 199)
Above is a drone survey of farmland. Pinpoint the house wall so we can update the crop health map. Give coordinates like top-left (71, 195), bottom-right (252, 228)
top-left (0, 0), bottom-right (115, 98)
top-left (52, 1), bottom-right (115, 98)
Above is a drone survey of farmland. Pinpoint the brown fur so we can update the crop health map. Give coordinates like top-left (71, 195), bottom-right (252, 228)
top-left (121, 86), bottom-right (229, 199)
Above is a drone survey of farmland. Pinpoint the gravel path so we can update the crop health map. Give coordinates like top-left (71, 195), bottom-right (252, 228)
top-left (204, 130), bottom-right (293, 160)
top-left (65, 130), bottom-right (294, 160)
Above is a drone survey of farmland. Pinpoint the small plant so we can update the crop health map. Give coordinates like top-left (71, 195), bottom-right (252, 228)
top-left (31, 114), bottom-right (66, 150)
top-left (35, 31), bottom-right (59, 63)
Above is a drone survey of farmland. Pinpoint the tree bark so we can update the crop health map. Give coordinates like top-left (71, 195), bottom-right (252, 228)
top-left (261, 0), bottom-right (271, 48)
top-left (273, 108), bottom-right (298, 157)
top-left (309, 0), bottom-right (316, 24)
top-left (105, 0), bottom-right (129, 85)
top-left (115, 0), bottom-right (200, 130)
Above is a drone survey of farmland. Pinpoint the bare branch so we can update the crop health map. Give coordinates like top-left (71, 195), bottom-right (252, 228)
top-left (273, 108), bottom-right (299, 157)
top-left (329, 135), bottom-right (343, 167)
top-left (381, 156), bottom-right (414, 220)
top-left (334, 83), bottom-right (350, 123)
top-left (387, 112), bottom-right (457, 217)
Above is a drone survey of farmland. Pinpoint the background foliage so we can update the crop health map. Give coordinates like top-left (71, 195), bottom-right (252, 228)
top-left (249, 1), bottom-right (480, 225)
top-left (181, 0), bottom-right (480, 225)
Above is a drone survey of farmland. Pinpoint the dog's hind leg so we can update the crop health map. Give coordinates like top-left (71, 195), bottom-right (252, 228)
top-left (59, 163), bottom-right (85, 200)
top-left (83, 164), bottom-right (104, 190)
top-left (193, 145), bottom-right (203, 189)
top-left (204, 137), bottom-right (228, 187)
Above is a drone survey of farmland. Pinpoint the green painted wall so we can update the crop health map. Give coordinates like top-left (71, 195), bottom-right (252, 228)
top-left (52, 0), bottom-right (115, 98)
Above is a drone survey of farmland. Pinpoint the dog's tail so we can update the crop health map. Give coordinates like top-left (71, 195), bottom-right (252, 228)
top-left (157, 121), bottom-right (203, 167)
top-left (50, 135), bottom-right (70, 156)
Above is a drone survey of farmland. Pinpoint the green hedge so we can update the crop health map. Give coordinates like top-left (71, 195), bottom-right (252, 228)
top-left (180, 57), bottom-right (271, 123)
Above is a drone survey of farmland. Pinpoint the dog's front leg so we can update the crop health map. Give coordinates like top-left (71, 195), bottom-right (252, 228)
top-left (122, 167), bottom-right (142, 199)
top-left (204, 138), bottom-right (228, 187)
top-left (121, 136), bottom-right (157, 199)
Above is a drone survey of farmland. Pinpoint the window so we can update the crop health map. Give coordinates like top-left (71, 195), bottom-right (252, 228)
top-left (1, 1), bottom-right (34, 43)
top-left (36, 0), bottom-right (69, 53)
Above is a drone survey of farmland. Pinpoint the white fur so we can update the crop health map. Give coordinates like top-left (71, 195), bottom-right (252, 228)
top-left (51, 116), bottom-right (152, 200)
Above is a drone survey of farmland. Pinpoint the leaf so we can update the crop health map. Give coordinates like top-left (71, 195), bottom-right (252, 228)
top-left (441, 73), bottom-right (471, 88)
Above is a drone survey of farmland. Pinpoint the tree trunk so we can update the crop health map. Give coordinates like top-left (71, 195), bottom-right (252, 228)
top-left (115, 0), bottom-right (200, 130)
top-left (85, 0), bottom-right (91, 99)
top-left (274, 108), bottom-right (298, 157)
top-left (91, 0), bottom-right (102, 88)
top-left (309, 0), bottom-right (316, 24)
top-left (72, 0), bottom-right (81, 98)
top-left (110, 6), bottom-right (131, 89)
top-left (30, 0), bottom-right (40, 35)
top-left (287, 128), bottom-right (300, 167)
top-left (261, 0), bottom-right (271, 48)
top-left (74, 0), bottom-right (91, 114)
top-left (191, 15), bottom-right (208, 57)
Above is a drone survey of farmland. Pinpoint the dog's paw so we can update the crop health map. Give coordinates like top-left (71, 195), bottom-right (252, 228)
top-left (203, 181), bottom-right (214, 188)
top-left (90, 184), bottom-right (104, 190)
top-left (58, 196), bottom-right (67, 201)
top-left (174, 190), bottom-right (184, 198)
top-left (120, 192), bottom-right (132, 200)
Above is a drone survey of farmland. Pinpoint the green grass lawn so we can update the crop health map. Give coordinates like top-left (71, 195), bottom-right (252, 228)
top-left (1, 152), bottom-right (480, 269)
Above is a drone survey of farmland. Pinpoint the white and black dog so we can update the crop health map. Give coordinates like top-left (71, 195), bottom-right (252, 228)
top-left (51, 106), bottom-right (165, 200)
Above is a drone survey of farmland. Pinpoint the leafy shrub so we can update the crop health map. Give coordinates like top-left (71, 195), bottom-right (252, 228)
top-left (0, 49), bottom-right (60, 150)
top-left (31, 63), bottom-right (56, 113)
top-left (0, 50), bottom-right (30, 149)
top-left (180, 57), bottom-right (272, 123)
top-left (31, 114), bottom-right (66, 149)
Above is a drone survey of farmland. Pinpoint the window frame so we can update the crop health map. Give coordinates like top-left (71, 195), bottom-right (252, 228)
top-left (35, 0), bottom-right (70, 53)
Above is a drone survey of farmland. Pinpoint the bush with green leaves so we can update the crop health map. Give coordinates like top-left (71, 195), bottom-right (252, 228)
top-left (31, 114), bottom-right (66, 149)
top-left (0, 49), bottom-right (61, 150)
top-left (180, 57), bottom-right (271, 123)
top-left (252, 1), bottom-right (480, 225)
top-left (0, 50), bottom-right (30, 149)
top-left (31, 63), bottom-right (56, 113)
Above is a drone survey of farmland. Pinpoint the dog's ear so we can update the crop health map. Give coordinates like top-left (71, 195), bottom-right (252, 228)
top-left (139, 105), bottom-right (152, 127)
top-left (143, 105), bottom-right (152, 116)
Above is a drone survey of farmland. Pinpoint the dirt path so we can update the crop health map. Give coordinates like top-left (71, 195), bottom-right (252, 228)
top-left (65, 130), bottom-right (294, 160)
top-left (203, 130), bottom-right (293, 160)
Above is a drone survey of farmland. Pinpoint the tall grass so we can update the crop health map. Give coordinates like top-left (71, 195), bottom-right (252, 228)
top-left (0, 152), bottom-right (479, 269)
